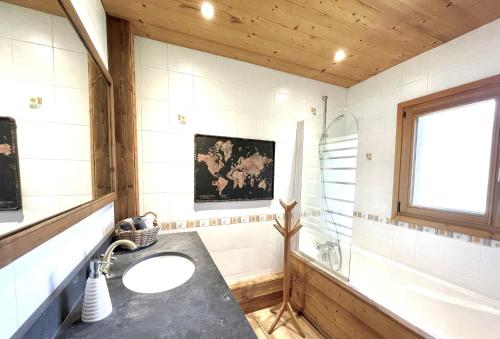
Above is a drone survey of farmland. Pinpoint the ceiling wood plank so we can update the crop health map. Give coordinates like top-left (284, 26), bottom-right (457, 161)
top-left (223, 0), bottom-right (417, 58)
top-left (174, 0), bottom-right (396, 73)
top-left (157, 0), bottom-right (398, 78)
top-left (395, 0), bottom-right (496, 32)
top-left (452, 0), bottom-right (500, 22)
top-left (214, 0), bottom-right (408, 76)
top-left (225, 0), bottom-right (412, 59)
top-left (322, 0), bottom-right (459, 43)
top-left (285, 0), bottom-right (441, 53)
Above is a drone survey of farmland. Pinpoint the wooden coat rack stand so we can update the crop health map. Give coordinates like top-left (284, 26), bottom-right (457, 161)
top-left (268, 199), bottom-right (305, 337)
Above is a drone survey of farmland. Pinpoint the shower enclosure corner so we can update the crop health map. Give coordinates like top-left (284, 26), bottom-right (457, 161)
top-left (297, 96), bottom-right (359, 281)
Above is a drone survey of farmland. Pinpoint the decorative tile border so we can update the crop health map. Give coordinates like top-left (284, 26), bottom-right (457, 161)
top-left (158, 210), bottom-right (321, 231)
top-left (353, 211), bottom-right (500, 249)
top-left (159, 209), bottom-right (500, 248)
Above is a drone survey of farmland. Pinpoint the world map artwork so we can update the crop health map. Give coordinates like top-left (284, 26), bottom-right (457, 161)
top-left (0, 117), bottom-right (22, 210)
top-left (194, 134), bottom-right (275, 202)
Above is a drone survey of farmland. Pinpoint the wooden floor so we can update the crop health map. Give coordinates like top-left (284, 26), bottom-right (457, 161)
top-left (246, 307), bottom-right (324, 339)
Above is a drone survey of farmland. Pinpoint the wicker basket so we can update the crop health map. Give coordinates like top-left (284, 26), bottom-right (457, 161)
top-left (115, 211), bottom-right (159, 248)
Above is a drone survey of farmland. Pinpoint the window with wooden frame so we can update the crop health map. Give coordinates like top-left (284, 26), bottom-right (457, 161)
top-left (393, 75), bottom-right (500, 235)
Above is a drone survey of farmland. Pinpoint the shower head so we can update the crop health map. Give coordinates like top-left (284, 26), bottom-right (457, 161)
top-left (325, 110), bottom-right (359, 135)
top-left (322, 114), bottom-right (346, 139)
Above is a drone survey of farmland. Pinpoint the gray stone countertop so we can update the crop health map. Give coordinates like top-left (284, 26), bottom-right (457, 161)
top-left (57, 232), bottom-right (257, 339)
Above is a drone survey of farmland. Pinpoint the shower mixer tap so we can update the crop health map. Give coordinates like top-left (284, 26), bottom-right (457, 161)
top-left (315, 240), bottom-right (339, 251)
top-left (315, 240), bottom-right (341, 266)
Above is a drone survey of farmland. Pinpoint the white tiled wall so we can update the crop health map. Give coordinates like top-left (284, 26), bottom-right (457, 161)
top-left (0, 3), bottom-right (92, 236)
top-left (0, 203), bottom-right (114, 339)
top-left (348, 19), bottom-right (500, 300)
top-left (135, 36), bottom-right (347, 282)
top-left (197, 222), bottom-right (284, 284)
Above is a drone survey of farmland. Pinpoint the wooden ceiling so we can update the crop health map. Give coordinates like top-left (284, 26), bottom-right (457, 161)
top-left (104, 0), bottom-right (500, 87)
top-left (6, 0), bottom-right (500, 87)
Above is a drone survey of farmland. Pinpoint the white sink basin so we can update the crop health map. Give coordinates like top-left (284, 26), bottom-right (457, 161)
top-left (122, 254), bottom-right (195, 294)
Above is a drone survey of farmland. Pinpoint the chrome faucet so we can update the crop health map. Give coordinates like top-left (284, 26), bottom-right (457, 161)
top-left (315, 240), bottom-right (339, 251)
top-left (315, 240), bottom-right (339, 261)
top-left (101, 239), bottom-right (138, 277)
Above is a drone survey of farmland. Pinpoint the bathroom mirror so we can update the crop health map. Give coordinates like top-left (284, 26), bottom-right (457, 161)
top-left (0, 0), bottom-right (116, 267)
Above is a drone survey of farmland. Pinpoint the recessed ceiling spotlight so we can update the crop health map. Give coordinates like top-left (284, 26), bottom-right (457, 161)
top-left (201, 2), bottom-right (214, 20)
top-left (334, 49), bottom-right (346, 62)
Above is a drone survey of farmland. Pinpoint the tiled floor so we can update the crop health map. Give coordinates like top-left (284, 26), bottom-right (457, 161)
top-left (246, 307), bottom-right (324, 339)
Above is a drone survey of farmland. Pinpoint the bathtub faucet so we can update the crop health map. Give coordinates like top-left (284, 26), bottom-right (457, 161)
top-left (315, 240), bottom-right (339, 251)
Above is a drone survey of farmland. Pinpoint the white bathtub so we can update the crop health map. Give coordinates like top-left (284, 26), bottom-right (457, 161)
top-left (347, 246), bottom-right (500, 339)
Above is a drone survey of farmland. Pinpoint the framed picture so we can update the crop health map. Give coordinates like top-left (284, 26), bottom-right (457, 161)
top-left (0, 117), bottom-right (22, 210)
top-left (194, 134), bottom-right (275, 202)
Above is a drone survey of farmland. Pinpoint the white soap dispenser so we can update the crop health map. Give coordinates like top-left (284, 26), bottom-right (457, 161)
top-left (81, 260), bottom-right (112, 323)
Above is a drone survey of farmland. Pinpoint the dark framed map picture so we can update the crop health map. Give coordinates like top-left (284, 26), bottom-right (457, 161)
top-left (0, 117), bottom-right (22, 210)
top-left (194, 134), bottom-right (275, 202)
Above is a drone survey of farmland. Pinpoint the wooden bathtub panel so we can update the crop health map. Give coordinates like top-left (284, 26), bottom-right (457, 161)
top-left (230, 273), bottom-right (284, 314)
top-left (304, 284), bottom-right (382, 339)
top-left (290, 252), bottom-right (433, 339)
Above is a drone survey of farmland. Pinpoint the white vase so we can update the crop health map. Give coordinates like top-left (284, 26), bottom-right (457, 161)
top-left (81, 275), bottom-right (112, 323)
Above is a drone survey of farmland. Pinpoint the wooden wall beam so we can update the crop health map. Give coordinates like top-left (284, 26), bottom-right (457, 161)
top-left (107, 16), bottom-right (139, 221)
top-left (230, 273), bottom-right (284, 314)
